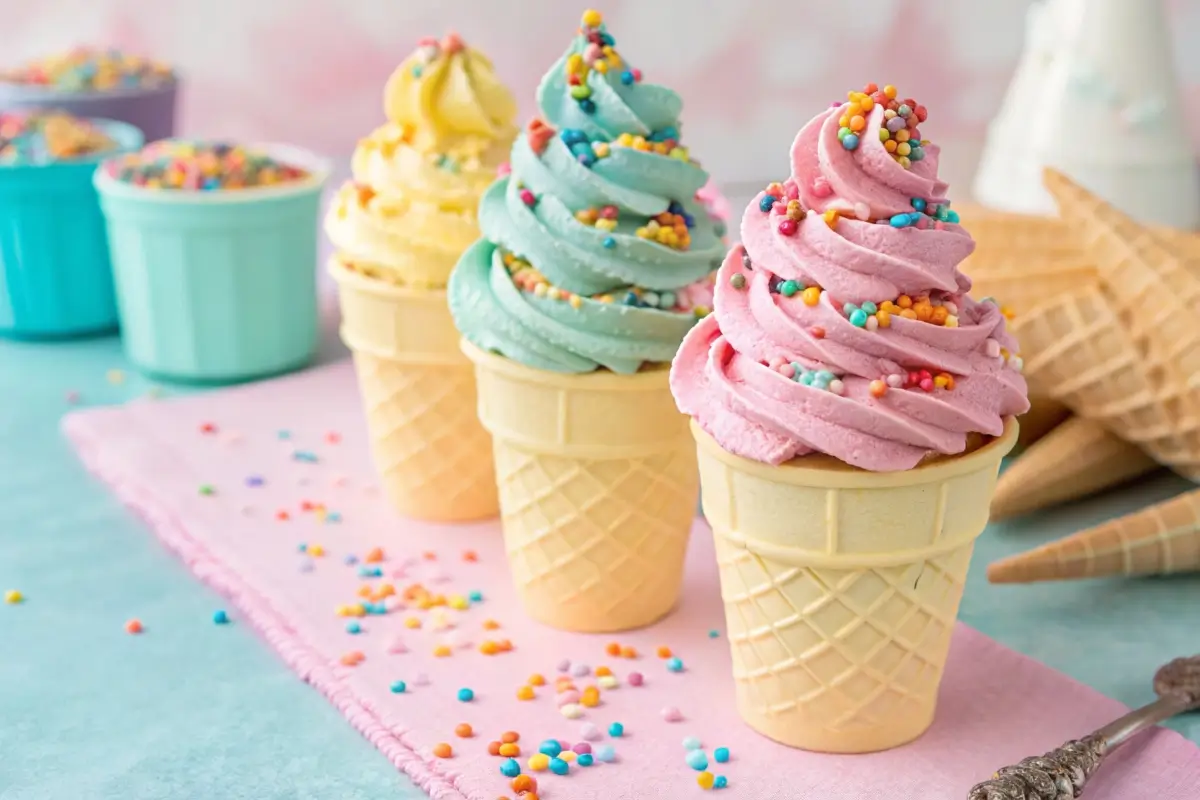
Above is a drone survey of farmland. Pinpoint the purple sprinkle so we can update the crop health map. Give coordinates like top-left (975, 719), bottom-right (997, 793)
top-left (556, 658), bottom-right (572, 673)
top-left (245, 475), bottom-right (264, 487)
top-left (344, 555), bottom-right (359, 566)
top-left (572, 742), bottom-right (592, 755)
top-left (571, 663), bottom-right (591, 678)
top-left (298, 558), bottom-right (314, 573)
top-left (580, 723), bottom-right (602, 741)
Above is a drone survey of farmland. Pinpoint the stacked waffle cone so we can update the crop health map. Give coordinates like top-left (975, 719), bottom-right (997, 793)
top-left (985, 169), bottom-right (1200, 581)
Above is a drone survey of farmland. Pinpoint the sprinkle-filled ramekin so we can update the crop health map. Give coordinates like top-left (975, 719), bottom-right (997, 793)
top-left (0, 118), bottom-right (143, 339)
top-left (94, 144), bottom-right (330, 383)
top-left (0, 80), bottom-right (177, 143)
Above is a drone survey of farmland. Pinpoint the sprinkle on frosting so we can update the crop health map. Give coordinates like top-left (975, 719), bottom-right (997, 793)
top-left (839, 83), bottom-right (930, 171)
top-left (0, 47), bottom-right (173, 92)
top-left (105, 141), bottom-right (309, 189)
top-left (0, 111), bottom-right (116, 164)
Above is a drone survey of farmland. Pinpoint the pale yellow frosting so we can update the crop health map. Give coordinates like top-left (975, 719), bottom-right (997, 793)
top-left (326, 35), bottom-right (517, 288)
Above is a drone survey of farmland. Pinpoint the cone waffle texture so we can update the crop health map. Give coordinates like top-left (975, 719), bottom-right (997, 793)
top-left (958, 204), bottom-right (1096, 317)
top-left (992, 415), bottom-right (1158, 520)
top-left (331, 260), bottom-right (498, 522)
top-left (694, 417), bottom-right (1018, 753)
top-left (462, 340), bottom-right (698, 633)
top-left (989, 487), bottom-right (1200, 583)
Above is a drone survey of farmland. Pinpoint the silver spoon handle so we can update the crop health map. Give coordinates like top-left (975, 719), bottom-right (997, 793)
top-left (968, 693), bottom-right (1195, 800)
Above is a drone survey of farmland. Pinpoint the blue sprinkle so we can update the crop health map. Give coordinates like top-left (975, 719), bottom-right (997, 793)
top-left (344, 555), bottom-right (358, 566)
top-left (620, 70), bottom-right (635, 85)
top-left (682, 212), bottom-right (695, 229)
top-left (714, 747), bottom-right (730, 763)
top-left (579, 98), bottom-right (596, 115)
top-left (457, 687), bottom-right (474, 702)
top-left (500, 758), bottom-right (521, 777)
top-left (685, 750), bottom-right (709, 771)
top-left (758, 194), bottom-right (777, 213)
top-left (714, 775), bottom-right (728, 789)
top-left (577, 753), bottom-right (595, 767)
top-left (843, 302), bottom-right (858, 314)
top-left (600, 32), bottom-right (614, 45)
top-left (910, 198), bottom-right (927, 212)
top-left (576, 152), bottom-right (596, 167)
top-left (850, 309), bottom-right (869, 327)
top-left (947, 210), bottom-right (961, 224)
top-left (682, 736), bottom-right (703, 750)
top-left (841, 133), bottom-right (860, 151)
top-left (609, 722), bottom-right (624, 737)
top-left (358, 566), bottom-right (382, 578)
top-left (390, 680), bottom-right (406, 693)
top-left (910, 146), bottom-right (925, 162)
top-left (549, 757), bottom-right (569, 775)
top-left (468, 590), bottom-right (483, 603)
top-left (346, 622), bottom-right (362, 635)
top-left (245, 476), bottom-right (264, 487)
top-left (292, 450), bottom-right (318, 463)
top-left (297, 543), bottom-right (308, 553)
top-left (595, 745), bottom-right (616, 763)
top-left (666, 657), bottom-right (684, 673)
top-left (277, 430), bottom-right (291, 439)
top-left (860, 301), bottom-right (878, 314)
top-left (623, 291), bottom-right (640, 306)
top-left (325, 511), bottom-right (342, 523)
top-left (202, 178), bottom-right (221, 190)
top-left (539, 739), bottom-right (562, 757)
top-left (890, 213), bottom-right (912, 228)
top-left (708, 629), bottom-right (720, 639)
top-left (212, 610), bottom-right (229, 625)
top-left (561, 128), bottom-right (587, 145)
top-left (667, 200), bottom-right (684, 215)
top-left (659, 291), bottom-right (676, 308)
top-left (603, 236), bottom-right (616, 249)
top-left (411, 65), bottom-right (423, 78)
top-left (799, 370), bottom-right (815, 386)
top-left (816, 370), bottom-right (836, 384)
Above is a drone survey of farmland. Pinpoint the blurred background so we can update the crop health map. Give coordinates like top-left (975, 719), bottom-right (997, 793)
top-left (6, 0), bottom-right (1200, 195)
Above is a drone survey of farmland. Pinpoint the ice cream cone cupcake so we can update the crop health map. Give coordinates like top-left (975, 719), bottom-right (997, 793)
top-left (989, 487), bottom-right (1200, 583)
top-left (449, 10), bottom-right (728, 632)
top-left (671, 84), bottom-right (1029, 753)
top-left (327, 33), bottom-right (517, 522)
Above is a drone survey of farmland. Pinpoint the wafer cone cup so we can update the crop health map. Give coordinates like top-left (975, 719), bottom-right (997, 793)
top-left (992, 415), bottom-right (1159, 520)
top-left (1016, 395), bottom-right (1071, 448)
top-left (461, 340), bottom-right (698, 633)
top-left (1011, 283), bottom-right (1200, 479)
top-left (988, 487), bottom-right (1200, 583)
top-left (330, 260), bottom-right (498, 522)
top-left (694, 418), bottom-right (1018, 753)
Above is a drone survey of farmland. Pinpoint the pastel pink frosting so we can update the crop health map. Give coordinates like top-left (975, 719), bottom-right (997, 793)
top-left (670, 104), bottom-right (1030, 471)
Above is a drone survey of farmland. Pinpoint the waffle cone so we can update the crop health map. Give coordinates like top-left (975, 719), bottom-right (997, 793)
top-left (1017, 395), bottom-right (1071, 448)
top-left (958, 205), bottom-right (1096, 317)
top-left (331, 260), bottom-right (498, 521)
top-left (461, 341), bottom-right (698, 633)
top-left (988, 487), bottom-right (1200, 583)
top-left (1011, 283), bottom-right (1200, 479)
top-left (693, 417), bottom-right (1018, 753)
top-left (992, 416), bottom-right (1158, 520)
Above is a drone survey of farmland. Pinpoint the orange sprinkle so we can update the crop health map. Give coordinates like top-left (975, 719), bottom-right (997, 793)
top-left (434, 644), bottom-right (452, 657)
top-left (516, 685), bottom-right (536, 701)
top-left (555, 682), bottom-right (577, 694)
top-left (527, 674), bottom-right (546, 687)
top-left (876, 309), bottom-right (891, 328)
top-left (432, 742), bottom-right (453, 759)
top-left (357, 585), bottom-right (373, 598)
top-left (340, 651), bottom-right (364, 666)
top-left (869, 380), bottom-right (888, 398)
top-left (822, 209), bottom-right (840, 229)
top-left (656, 646), bottom-right (673, 659)
top-left (580, 689), bottom-right (601, 708)
top-left (365, 547), bottom-right (384, 563)
top-left (480, 641), bottom-right (500, 656)
top-left (455, 723), bottom-right (474, 738)
top-left (422, 551), bottom-right (437, 561)
top-left (605, 642), bottom-right (621, 656)
top-left (620, 646), bottom-right (638, 659)
top-left (497, 639), bottom-right (513, 652)
top-left (900, 308), bottom-right (918, 320)
top-left (501, 730), bottom-right (520, 743)
top-left (897, 294), bottom-right (913, 309)
top-left (595, 666), bottom-right (613, 677)
top-left (483, 619), bottom-right (501, 630)
top-left (498, 742), bottom-right (520, 757)
top-left (462, 550), bottom-right (478, 562)
top-left (511, 775), bottom-right (537, 794)
top-left (124, 619), bottom-right (143, 634)
top-left (488, 740), bottom-right (503, 756)
top-left (275, 510), bottom-right (290, 521)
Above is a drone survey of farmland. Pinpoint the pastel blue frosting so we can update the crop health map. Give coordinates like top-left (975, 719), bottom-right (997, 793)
top-left (448, 24), bottom-right (725, 374)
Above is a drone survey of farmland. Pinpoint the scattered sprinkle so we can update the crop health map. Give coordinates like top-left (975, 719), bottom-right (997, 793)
top-left (714, 775), bottom-right (729, 789)
top-left (456, 687), bottom-right (474, 702)
top-left (4, 590), bottom-right (23, 604)
top-left (580, 722), bottom-right (602, 741)
top-left (432, 742), bottom-right (453, 759)
top-left (578, 753), bottom-right (595, 766)
top-left (628, 671), bottom-right (644, 687)
top-left (666, 656), bottom-right (685, 672)
top-left (390, 680), bottom-right (406, 693)
top-left (697, 771), bottom-right (716, 790)
top-left (714, 747), bottom-right (730, 763)
top-left (212, 610), bottom-right (229, 625)
top-left (105, 140), bottom-right (310, 190)
top-left (661, 706), bottom-right (683, 722)
top-left (595, 744), bottom-right (617, 763)
top-left (549, 757), bottom-right (569, 775)
top-left (686, 749), bottom-right (709, 771)
top-left (683, 736), bottom-right (703, 750)
top-left (124, 619), bottom-right (144, 634)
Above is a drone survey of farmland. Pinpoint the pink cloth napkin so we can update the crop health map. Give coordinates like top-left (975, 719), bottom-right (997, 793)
top-left (63, 361), bottom-right (1199, 799)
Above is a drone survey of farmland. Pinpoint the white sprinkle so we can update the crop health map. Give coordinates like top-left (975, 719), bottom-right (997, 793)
top-left (560, 703), bottom-right (584, 719)
top-left (828, 379), bottom-right (845, 396)
top-left (865, 315), bottom-right (879, 331)
top-left (943, 301), bottom-right (958, 316)
top-left (597, 674), bottom-right (619, 690)
top-left (886, 373), bottom-right (905, 388)
top-left (985, 339), bottom-right (1002, 359)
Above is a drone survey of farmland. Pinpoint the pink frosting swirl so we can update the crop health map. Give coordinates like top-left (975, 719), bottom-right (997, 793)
top-left (670, 103), bottom-right (1029, 471)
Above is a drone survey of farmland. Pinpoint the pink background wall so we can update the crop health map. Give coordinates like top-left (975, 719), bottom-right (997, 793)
top-left (5, 0), bottom-right (1199, 192)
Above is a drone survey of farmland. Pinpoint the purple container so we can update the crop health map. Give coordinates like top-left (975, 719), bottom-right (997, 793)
top-left (0, 81), bottom-right (177, 142)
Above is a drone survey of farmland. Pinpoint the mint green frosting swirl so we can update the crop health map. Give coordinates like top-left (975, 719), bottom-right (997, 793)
top-left (449, 22), bottom-right (724, 374)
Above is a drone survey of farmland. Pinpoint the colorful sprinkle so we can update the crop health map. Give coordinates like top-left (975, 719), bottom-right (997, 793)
top-left (714, 775), bottom-right (729, 789)
top-left (595, 744), bottom-right (617, 763)
top-left (714, 747), bottom-right (730, 763)
top-left (4, 590), bottom-right (24, 604)
top-left (500, 758), bottom-right (521, 777)
top-left (549, 757), bottom-right (569, 775)
top-left (432, 742), bottom-right (453, 759)
top-left (661, 706), bottom-right (683, 722)
top-left (666, 656), bottom-right (685, 672)
top-left (105, 140), bottom-right (310, 190)
top-left (608, 722), bottom-right (625, 737)
top-left (1, 47), bottom-right (173, 92)
top-left (456, 687), bottom-right (474, 702)
top-left (683, 736), bottom-right (703, 750)
top-left (212, 610), bottom-right (229, 625)
top-left (686, 749), bottom-right (709, 771)
top-left (697, 772), bottom-right (716, 790)
top-left (0, 110), bottom-right (117, 164)
top-left (628, 672), bottom-right (644, 686)
top-left (528, 753), bottom-right (551, 771)
top-left (578, 753), bottom-right (595, 767)
top-left (390, 680), bottom-right (407, 693)
top-left (124, 619), bottom-right (143, 635)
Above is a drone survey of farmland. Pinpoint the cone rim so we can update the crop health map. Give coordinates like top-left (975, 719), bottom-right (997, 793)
top-left (327, 256), bottom-right (450, 304)
top-left (460, 338), bottom-right (671, 392)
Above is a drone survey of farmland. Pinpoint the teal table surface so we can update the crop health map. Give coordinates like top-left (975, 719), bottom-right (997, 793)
top-left (4, 333), bottom-right (1199, 798)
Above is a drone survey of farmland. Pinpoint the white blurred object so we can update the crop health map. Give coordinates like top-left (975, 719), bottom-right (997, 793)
top-left (973, 0), bottom-right (1200, 228)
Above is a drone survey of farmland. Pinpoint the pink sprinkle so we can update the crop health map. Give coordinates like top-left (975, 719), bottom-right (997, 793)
top-left (326, 432), bottom-right (341, 444)
top-left (414, 672), bottom-right (430, 686)
top-left (768, 355), bottom-right (787, 370)
top-left (810, 326), bottom-right (825, 339)
top-left (784, 181), bottom-right (800, 200)
top-left (914, 215), bottom-right (930, 230)
top-left (919, 378), bottom-right (935, 392)
top-left (812, 177), bottom-right (832, 198)
top-left (65, 390), bottom-right (81, 404)
top-left (777, 218), bottom-right (798, 236)
top-left (771, 201), bottom-right (785, 214)
top-left (572, 742), bottom-right (593, 755)
top-left (387, 637), bottom-right (408, 654)
top-left (627, 672), bottom-right (644, 687)
top-left (557, 690), bottom-right (581, 706)
top-left (384, 596), bottom-right (404, 612)
top-left (631, 69), bottom-right (642, 82)
top-left (497, 162), bottom-right (511, 177)
top-left (661, 706), bottom-right (683, 722)
top-left (779, 363), bottom-right (795, 378)
top-left (519, 188), bottom-right (536, 207)
top-left (934, 221), bottom-right (947, 230)
top-left (331, 475), bottom-right (348, 487)
top-left (580, 723), bottom-right (602, 741)
top-left (584, 43), bottom-right (603, 61)
top-left (390, 568), bottom-right (408, 580)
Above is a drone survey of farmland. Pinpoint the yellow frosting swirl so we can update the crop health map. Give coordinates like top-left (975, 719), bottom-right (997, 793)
top-left (326, 34), bottom-right (517, 288)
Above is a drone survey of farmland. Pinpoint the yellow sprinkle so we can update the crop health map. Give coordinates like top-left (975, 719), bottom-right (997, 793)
top-left (560, 751), bottom-right (577, 763)
top-left (106, 369), bottom-right (125, 385)
top-left (546, 287), bottom-right (562, 301)
top-left (4, 590), bottom-right (23, 604)
top-left (335, 605), bottom-right (352, 617)
top-left (581, 9), bottom-right (602, 27)
top-left (349, 604), bottom-right (366, 617)
top-left (567, 53), bottom-right (584, 74)
top-left (693, 306), bottom-right (711, 318)
top-left (517, 685), bottom-right (536, 700)
top-left (529, 753), bottom-right (550, 771)
top-left (404, 617), bottom-right (421, 629)
top-left (823, 209), bottom-right (840, 229)
top-left (569, 294), bottom-right (583, 309)
top-left (593, 59), bottom-right (608, 74)
top-left (533, 282), bottom-right (548, 297)
top-left (697, 771), bottom-right (716, 790)
top-left (448, 595), bottom-right (469, 610)
top-left (433, 644), bottom-right (452, 657)
top-left (592, 142), bottom-right (610, 158)
top-left (945, 315), bottom-right (959, 328)
top-left (308, 544), bottom-right (325, 557)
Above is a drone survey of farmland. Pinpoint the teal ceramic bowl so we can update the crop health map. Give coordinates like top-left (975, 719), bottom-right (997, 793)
top-left (94, 144), bottom-right (330, 384)
top-left (0, 118), bottom-right (144, 339)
